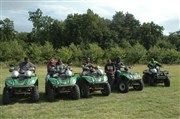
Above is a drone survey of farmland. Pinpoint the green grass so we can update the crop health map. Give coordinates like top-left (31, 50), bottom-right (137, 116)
top-left (0, 65), bottom-right (179, 119)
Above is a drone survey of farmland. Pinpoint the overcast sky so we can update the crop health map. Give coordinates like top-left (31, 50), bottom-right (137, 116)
top-left (1, 0), bottom-right (179, 35)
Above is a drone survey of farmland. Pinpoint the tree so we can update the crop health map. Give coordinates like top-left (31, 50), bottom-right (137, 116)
top-left (110, 11), bottom-right (140, 45)
top-left (139, 22), bottom-right (164, 49)
top-left (125, 43), bottom-right (147, 64)
top-left (0, 18), bottom-right (16, 41)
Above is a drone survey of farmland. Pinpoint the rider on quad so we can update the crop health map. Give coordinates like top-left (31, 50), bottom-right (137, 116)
top-left (114, 57), bottom-right (125, 77)
top-left (148, 58), bottom-right (162, 73)
top-left (82, 58), bottom-right (96, 75)
top-left (16, 57), bottom-right (36, 71)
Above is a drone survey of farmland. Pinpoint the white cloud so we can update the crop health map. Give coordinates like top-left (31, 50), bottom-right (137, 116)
top-left (1, 0), bottom-right (179, 34)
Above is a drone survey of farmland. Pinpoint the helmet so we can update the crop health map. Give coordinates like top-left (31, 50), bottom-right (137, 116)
top-left (11, 70), bottom-right (19, 77)
top-left (25, 70), bottom-right (32, 77)
top-left (65, 69), bottom-right (73, 76)
top-left (150, 68), bottom-right (157, 73)
top-left (97, 69), bottom-right (104, 75)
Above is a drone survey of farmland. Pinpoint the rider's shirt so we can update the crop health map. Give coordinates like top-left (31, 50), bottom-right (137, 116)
top-left (19, 62), bottom-right (35, 71)
top-left (115, 62), bottom-right (124, 70)
top-left (105, 63), bottom-right (115, 73)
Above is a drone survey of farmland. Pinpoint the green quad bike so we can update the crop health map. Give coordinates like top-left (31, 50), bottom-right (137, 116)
top-left (76, 66), bottom-right (111, 98)
top-left (114, 67), bottom-right (144, 93)
top-left (143, 67), bottom-right (170, 86)
top-left (45, 66), bottom-right (80, 102)
top-left (2, 67), bottom-right (39, 105)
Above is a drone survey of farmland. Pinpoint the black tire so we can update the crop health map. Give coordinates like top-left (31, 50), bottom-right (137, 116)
top-left (142, 74), bottom-right (148, 84)
top-left (80, 82), bottom-right (90, 98)
top-left (133, 80), bottom-right (144, 91)
top-left (101, 83), bottom-right (111, 96)
top-left (148, 76), bottom-right (155, 86)
top-left (31, 85), bottom-right (39, 102)
top-left (47, 83), bottom-right (55, 102)
top-left (2, 87), bottom-right (10, 105)
top-left (119, 80), bottom-right (129, 93)
top-left (45, 82), bottom-right (47, 96)
top-left (71, 84), bottom-right (80, 100)
top-left (164, 78), bottom-right (170, 87)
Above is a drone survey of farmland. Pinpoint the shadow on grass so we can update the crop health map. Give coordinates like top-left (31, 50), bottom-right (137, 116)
top-left (0, 91), bottom-right (89, 106)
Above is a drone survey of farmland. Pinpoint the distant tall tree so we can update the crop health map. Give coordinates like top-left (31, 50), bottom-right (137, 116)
top-left (138, 22), bottom-right (164, 49)
top-left (168, 30), bottom-right (180, 51)
top-left (0, 18), bottom-right (16, 41)
top-left (110, 11), bottom-right (140, 45)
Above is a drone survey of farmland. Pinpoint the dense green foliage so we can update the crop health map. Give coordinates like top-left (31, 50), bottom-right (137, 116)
top-left (0, 9), bottom-right (179, 65)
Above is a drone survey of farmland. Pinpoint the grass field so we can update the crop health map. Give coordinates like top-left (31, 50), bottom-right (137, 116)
top-left (0, 65), bottom-right (179, 119)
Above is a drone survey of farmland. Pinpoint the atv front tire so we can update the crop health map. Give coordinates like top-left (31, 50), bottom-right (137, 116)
top-left (2, 87), bottom-right (10, 105)
top-left (133, 80), bottom-right (144, 91)
top-left (80, 82), bottom-right (90, 98)
top-left (101, 83), bottom-right (111, 96)
top-left (164, 78), bottom-right (170, 87)
top-left (47, 84), bottom-right (55, 102)
top-left (71, 84), bottom-right (80, 100)
top-left (119, 80), bottom-right (129, 93)
top-left (31, 85), bottom-right (39, 102)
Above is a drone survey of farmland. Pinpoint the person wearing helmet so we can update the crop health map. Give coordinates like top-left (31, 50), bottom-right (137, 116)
top-left (114, 57), bottom-right (125, 78)
top-left (56, 59), bottom-right (67, 74)
top-left (148, 58), bottom-right (162, 69)
top-left (82, 57), bottom-right (95, 75)
top-left (105, 59), bottom-right (116, 87)
top-left (115, 57), bottom-right (125, 71)
top-left (17, 57), bottom-right (36, 72)
top-left (47, 57), bottom-right (57, 73)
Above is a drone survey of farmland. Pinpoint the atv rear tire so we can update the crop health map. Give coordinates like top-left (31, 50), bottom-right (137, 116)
top-left (119, 80), bottom-right (129, 93)
top-left (164, 78), bottom-right (170, 87)
top-left (31, 85), bottom-right (39, 102)
top-left (142, 75), bottom-right (148, 84)
top-left (80, 82), bottom-right (90, 98)
top-left (133, 80), bottom-right (144, 91)
top-left (47, 84), bottom-right (55, 102)
top-left (72, 84), bottom-right (80, 100)
top-left (148, 76), bottom-right (155, 86)
top-left (2, 87), bottom-right (10, 105)
top-left (101, 83), bottom-right (111, 96)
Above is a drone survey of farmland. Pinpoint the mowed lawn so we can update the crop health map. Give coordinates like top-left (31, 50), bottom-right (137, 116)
top-left (0, 65), bottom-right (179, 119)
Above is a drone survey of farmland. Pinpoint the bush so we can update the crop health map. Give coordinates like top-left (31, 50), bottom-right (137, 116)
top-left (26, 43), bottom-right (42, 63)
top-left (146, 46), bottom-right (163, 62)
top-left (161, 48), bottom-right (180, 64)
top-left (105, 46), bottom-right (126, 62)
top-left (41, 41), bottom-right (55, 63)
top-left (56, 46), bottom-right (72, 63)
top-left (83, 43), bottom-right (104, 64)
top-left (0, 40), bottom-right (25, 65)
top-left (125, 43), bottom-right (147, 64)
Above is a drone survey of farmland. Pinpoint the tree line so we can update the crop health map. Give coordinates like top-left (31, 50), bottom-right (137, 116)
top-left (0, 9), bottom-right (179, 65)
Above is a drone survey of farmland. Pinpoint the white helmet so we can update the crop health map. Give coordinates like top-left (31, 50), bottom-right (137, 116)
top-left (11, 70), bottom-right (19, 77)
top-left (25, 70), bottom-right (32, 77)
top-left (150, 68), bottom-right (157, 73)
top-left (97, 69), bottom-right (104, 75)
top-left (65, 69), bottom-right (73, 76)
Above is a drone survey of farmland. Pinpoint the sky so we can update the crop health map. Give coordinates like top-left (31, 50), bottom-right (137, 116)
top-left (1, 0), bottom-right (179, 35)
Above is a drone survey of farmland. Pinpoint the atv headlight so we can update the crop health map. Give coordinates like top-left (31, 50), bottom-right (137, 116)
top-left (70, 79), bottom-right (76, 84)
top-left (25, 70), bottom-right (32, 77)
top-left (11, 70), bottom-right (19, 77)
top-left (7, 79), bottom-right (13, 85)
top-left (66, 69), bottom-right (73, 77)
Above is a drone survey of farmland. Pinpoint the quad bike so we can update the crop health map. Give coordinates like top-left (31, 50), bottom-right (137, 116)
top-left (76, 66), bottom-right (111, 98)
top-left (2, 66), bottom-right (39, 105)
top-left (114, 67), bottom-right (144, 93)
top-left (45, 66), bottom-right (80, 102)
top-left (143, 67), bottom-right (170, 87)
